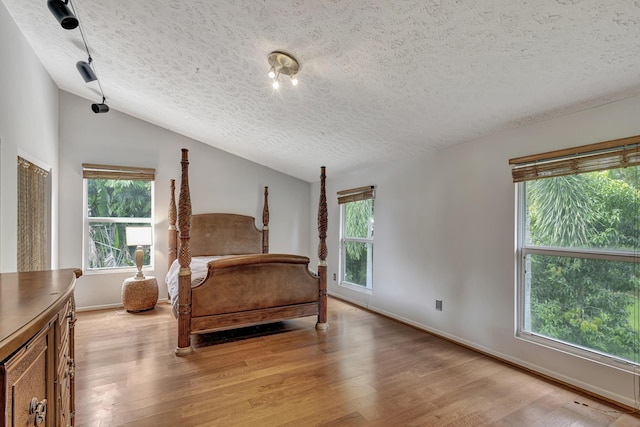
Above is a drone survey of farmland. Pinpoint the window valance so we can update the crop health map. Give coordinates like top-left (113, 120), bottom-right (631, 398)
top-left (82, 163), bottom-right (155, 181)
top-left (509, 134), bottom-right (640, 183)
top-left (337, 185), bottom-right (375, 204)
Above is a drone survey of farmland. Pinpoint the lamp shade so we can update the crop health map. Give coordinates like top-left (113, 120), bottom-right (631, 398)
top-left (125, 227), bottom-right (152, 246)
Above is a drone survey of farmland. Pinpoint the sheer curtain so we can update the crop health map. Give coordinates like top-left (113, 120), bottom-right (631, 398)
top-left (17, 156), bottom-right (49, 272)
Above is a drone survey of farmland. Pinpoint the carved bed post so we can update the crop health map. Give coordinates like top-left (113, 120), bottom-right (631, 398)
top-left (316, 166), bottom-right (329, 330)
top-left (176, 149), bottom-right (193, 356)
top-left (168, 179), bottom-right (177, 268)
top-left (262, 186), bottom-right (269, 254)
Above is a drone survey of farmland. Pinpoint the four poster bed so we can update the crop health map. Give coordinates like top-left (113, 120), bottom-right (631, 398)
top-left (167, 149), bottom-right (328, 355)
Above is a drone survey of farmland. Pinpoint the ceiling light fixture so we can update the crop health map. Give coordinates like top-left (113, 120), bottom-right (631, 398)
top-left (267, 51), bottom-right (299, 89)
top-left (76, 56), bottom-right (97, 82)
top-left (47, 0), bottom-right (78, 30)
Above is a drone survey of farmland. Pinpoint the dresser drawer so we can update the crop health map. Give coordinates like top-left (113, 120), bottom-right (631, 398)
top-left (1, 327), bottom-right (50, 426)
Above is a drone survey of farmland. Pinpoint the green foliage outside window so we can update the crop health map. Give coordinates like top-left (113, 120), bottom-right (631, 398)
top-left (344, 241), bottom-right (372, 286)
top-left (86, 179), bottom-right (152, 270)
top-left (525, 168), bottom-right (640, 362)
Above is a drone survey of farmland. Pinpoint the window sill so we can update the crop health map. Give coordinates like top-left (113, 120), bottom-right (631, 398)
top-left (516, 330), bottom-right (639, 374)
top-left (83, 266), bottom-right (154, 276)
top-left (338, 281), bottom-right (373, 295)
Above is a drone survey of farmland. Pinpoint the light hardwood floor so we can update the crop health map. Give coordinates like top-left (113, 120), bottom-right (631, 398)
top-left (74, 297), bottom-right (640, 426)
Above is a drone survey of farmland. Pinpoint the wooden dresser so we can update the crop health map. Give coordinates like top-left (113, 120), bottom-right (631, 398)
top-left (0, 269), bottom-right (81, 427)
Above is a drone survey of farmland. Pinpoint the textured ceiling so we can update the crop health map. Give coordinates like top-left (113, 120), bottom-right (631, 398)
top-left (3, 1), bottom-right (640, 182)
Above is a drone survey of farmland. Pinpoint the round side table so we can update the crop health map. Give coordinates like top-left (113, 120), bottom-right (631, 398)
top-left (122, 276), bottom-right (158, 312)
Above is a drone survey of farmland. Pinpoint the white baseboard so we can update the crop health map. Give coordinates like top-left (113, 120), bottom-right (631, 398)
top-left (76, 298), bottom-right (169, 312)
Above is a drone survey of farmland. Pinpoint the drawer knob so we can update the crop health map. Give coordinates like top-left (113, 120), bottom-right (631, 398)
top-left (29, 397), bottom-right (47, 425)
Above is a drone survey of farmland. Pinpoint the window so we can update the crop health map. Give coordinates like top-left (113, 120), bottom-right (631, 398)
top-left (511, 136), bottom-right (640, 369)
top-left (338, 186), bottom-right (375, 291)
top-left (83, 163), bottom-right (155, 272)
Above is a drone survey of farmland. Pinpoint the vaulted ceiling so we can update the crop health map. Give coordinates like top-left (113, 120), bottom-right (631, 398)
top-left (3, 1), bottom-right (640, 182)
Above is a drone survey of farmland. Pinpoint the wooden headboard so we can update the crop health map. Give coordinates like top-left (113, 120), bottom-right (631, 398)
top-left (168, 184), bottom-right (270, 266)
top-left (190, 213), bottom-right (261, 256)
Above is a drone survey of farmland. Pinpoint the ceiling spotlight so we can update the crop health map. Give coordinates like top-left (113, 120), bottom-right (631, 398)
top-left (91, 98), bottom-right (109, 113)
top-left (47, 0), bottom-right (79, 30)
top-left (267, 51), bottom-right (299, 90)
top-left (76, 57), bottom-right (97, 82)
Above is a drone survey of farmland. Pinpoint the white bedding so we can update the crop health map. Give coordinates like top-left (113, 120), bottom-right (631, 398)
top-left (165, 256), bottom-right (224, 317)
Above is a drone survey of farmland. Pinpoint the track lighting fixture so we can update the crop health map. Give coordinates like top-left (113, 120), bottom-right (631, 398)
top-left (47, 0), bottom-right (78, 30)
top-left (48, 0), bottom-right (110, 112)
top-left (91, 98), bottom-right (109, 113)
top-left (76, 57), bottom-right (97, 82)
top-left (267, 51), bottom-right (300, 89)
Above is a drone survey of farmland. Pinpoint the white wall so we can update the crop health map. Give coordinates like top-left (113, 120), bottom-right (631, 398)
top-left (0, 2), bottom-right (59, 272)
top-left (315, 94), bottom-right (640, 407)
top-left (57, 91), bottom-right (311, 310)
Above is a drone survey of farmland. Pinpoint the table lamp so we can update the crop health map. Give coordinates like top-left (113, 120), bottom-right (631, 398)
top-left (125, 226), bottom-right (152, 279)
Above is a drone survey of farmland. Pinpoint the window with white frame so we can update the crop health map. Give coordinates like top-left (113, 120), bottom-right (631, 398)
top-left (83, 163), bottom-right (155, 272)
top-left (338, 186), bottom-right (375, 291)
top-left (511, 136), bottom-right (640, 369)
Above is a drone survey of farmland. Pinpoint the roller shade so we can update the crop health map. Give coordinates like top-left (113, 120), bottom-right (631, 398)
top-left (82, 163), bottom-right (155, 181)
top-left (337, 185), bottom-right (375, 204)
top-left (509, 135), bottom-right (640, 183)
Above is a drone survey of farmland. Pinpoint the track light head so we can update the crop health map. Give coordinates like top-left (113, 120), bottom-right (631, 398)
top-left (91, 102), bottom-right (109, 113)
top-left (76, 60), bottom-right (97, 82)
top-left (47, 0), bottom-right (78, 30)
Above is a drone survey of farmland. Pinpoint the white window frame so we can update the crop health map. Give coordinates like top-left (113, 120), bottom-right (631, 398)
top-left (82, 164), bottom-right (155, 275)
top-left (515, 180), bottom-right (640, 373)
top-left (338, 195), bottom-right (374, 294)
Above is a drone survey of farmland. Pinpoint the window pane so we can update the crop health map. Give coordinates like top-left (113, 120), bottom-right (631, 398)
top-left (344, 199), bottom-right (374, 238)
top-left (524, 253), bottom-right (640, 362)
top-left (88, 222), bottom-right (151, 269)
top-left (343, 241), bottom-right (372, 287)
top-left (526, 168), bottom-right (640, 251)
top-left (87, 179), bottom-right (151, 218)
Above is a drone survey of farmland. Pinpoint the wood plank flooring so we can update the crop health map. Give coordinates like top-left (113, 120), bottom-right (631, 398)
top-left (74, 297), bottom-right (640, 426)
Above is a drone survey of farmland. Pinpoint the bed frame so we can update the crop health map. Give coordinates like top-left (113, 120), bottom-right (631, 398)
top-left (168, 149), bottom-right (328, 355)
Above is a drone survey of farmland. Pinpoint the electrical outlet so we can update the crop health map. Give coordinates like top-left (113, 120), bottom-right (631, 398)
top-left (333, 273), bottom-right (336, 281)
top-left (436, 300), bottom-right (443, 311)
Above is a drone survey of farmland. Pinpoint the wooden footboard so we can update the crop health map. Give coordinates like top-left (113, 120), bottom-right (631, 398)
top-left (172, 149), bottom-right (328, 355)
top-left (191, 254), bottom-right (319, 319)
top-left (192, 304), bottom-right (319, 333)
